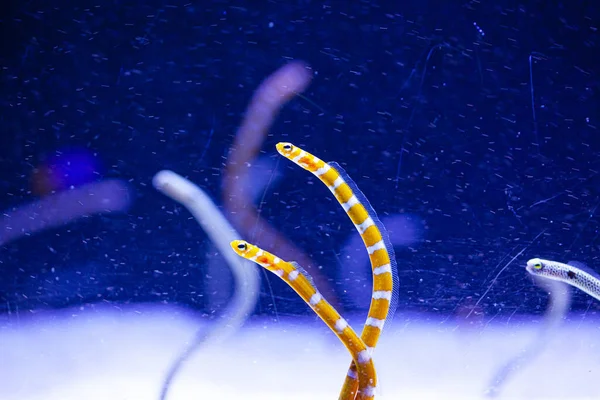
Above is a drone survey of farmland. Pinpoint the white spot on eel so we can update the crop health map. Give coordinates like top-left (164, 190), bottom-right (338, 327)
top-left (373, 290), bottom-right (392, 301)
top-left (357, 349), bottom-right (371, 364)
top-left (363, 385), bottom-right (377, 397)
top-left (309, 292), bottom-right (322, 306)
top-left (342, 195), bottom-right (359, 212)
top-left (335, 318), bottom-right (348, 333)
top-left (329, 176), bottom-right (344, 191)
top-left (373, 264), bottom-right (392, 275)
top-left (315, 164), bottom-right (331, 176)
top-left (287, 269), bottom-right (299, 281)
top-left (365, 317), bottom-right (385, 329)
top-left (347, 368), bottom-right (358, 380)
top-left (367, 240), bottom-right (385, 255)
top-left (355, 216), bottom-right (375, 234)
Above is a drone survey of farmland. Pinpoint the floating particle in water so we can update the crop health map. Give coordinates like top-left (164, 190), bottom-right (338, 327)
top-left (473, 22), bottom-right (485, 36)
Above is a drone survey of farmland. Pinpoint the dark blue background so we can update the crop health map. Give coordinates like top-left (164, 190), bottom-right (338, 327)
top-left (1, 0), bottom-right (599, 319)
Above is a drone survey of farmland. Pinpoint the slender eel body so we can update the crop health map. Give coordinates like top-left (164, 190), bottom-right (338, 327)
top-left (526, 258), bottom-right (600, 301)
top-left (485, 276), bottom-right (570, 397)
top-left (230, 240), bottom-right (377, 400)
top-left (276, 143), bottom-right (399, 399)
top-left (153, 171), bottom-right (261, 400)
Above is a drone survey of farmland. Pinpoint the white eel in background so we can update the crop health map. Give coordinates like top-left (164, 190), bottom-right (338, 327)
top-left (484, 275), bottom-right (571, 397)
top-left (484, 257), bottom-right (600, 396)
top-left (152, 170), bottom-right (261, 400)
top-left (0, 179), bottom-right (132, 246)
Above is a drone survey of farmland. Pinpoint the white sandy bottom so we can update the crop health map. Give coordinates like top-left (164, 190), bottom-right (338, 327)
top-left (1, 305), bottom-right (598, 400)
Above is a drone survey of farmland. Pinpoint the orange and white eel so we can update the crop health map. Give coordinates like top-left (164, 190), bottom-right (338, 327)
top-left (230, 240), bottom-right (377, 399)
top-left (230, 143), bottom-right (398, 399)
top-left (276, 143), bottom-right (399, 399)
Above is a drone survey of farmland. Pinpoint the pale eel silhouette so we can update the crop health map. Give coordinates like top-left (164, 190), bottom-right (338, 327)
top-left (0, 179), bottom-right (131, 246)
top-left (153, 170), bottom-right (260, 400)
top-left (222, 61), bottom-right (337, 302)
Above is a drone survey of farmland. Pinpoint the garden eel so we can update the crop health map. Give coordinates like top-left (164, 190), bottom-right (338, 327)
top-left (526, 258), bottom-right (600, 301)
top-left (222, 62), bottom-right (338, 303)
top-left (0, 179), bottom-right (131, 246)
top-left (486, 257), bottom-right (600, 397)
top-left (231, 240), bottom-right (377, 400)
top-left (485, 275), bottom-right (570, 397)
top-left (483, 257), bottom-right (600, 396)
top-left (231, 143), bottom-right (397, 399)
top-left (276, 142), bottom-right (399, 400)
top-left (487, 257), bottom-right (600, 397)
top-left (152, 170), bottom-right (260, 400)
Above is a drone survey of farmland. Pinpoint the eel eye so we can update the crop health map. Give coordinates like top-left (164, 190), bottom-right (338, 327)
top-left (237, 242), bottom-right (247, 251)
top-left (533, 262), bottom-right (542, 270)
top-left (283, 144), bottom-right (293, 151)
